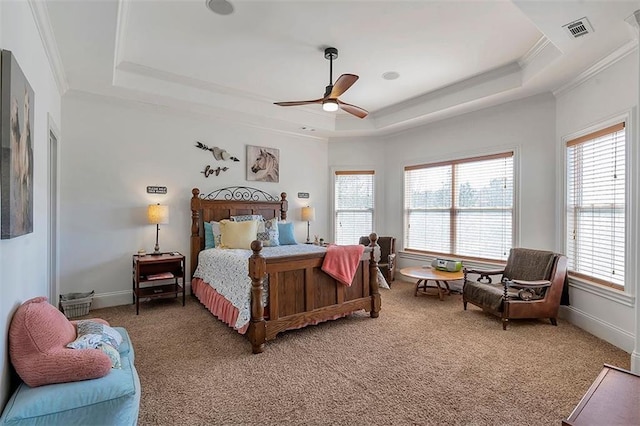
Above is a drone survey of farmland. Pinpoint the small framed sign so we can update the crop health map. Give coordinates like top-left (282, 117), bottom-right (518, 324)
top-left (297, 192), bottom-right (309, 199)
top-left (147, 186), bottom-right (167, 194)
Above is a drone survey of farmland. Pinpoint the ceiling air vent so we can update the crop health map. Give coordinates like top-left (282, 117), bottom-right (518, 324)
top-left (563, 17), bottom-right (594, 38)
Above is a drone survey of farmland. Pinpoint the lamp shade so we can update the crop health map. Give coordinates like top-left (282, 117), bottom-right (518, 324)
top-left (301, 206), bottom-right (315, 222)
top-left (147, 204), bottom-right (169, 225)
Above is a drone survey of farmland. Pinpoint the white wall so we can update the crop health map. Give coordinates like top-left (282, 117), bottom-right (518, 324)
top-left (328, 137), bottom-right (386, 241)
top-left (381, 94), bottom-right (557, 254)
top-left (329, 93), bottom-right (557, 256)
top-left (328, 52), bottom-right (639, 357)
top-left (555, 50), bottom-right (638, 353)
top-left (60, 93), bottom-right (328, 308)
top-left (0, 0), bottom-right (62, 407)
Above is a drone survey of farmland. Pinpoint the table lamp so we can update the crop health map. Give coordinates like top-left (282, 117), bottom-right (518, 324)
top-left (301, 206), bottom-right (315, 244)
top-left (147, 203), bottom-right (169, 255)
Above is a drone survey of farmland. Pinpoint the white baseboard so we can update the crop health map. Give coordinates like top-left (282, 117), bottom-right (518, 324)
top-left (91, 290), bottom-right (133, 310)
top-left (91, 281), bottom-right (192, 310)
top-left (559, 305), bottom-right (635, 353)
top-left (631, 351), bottom-right (640, 374)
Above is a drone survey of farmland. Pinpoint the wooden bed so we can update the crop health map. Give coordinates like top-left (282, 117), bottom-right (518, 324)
top-left (190, 186), bottom-right (381, 354)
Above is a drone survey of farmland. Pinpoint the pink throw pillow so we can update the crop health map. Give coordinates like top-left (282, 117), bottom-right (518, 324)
top-left (9, 297), bottom-right (112, 387)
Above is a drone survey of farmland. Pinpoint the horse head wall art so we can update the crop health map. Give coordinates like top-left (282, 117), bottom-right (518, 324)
top-left (1, 50), bottom-right (34, 239)
top-left (247, 145), bottom-right (279, 183)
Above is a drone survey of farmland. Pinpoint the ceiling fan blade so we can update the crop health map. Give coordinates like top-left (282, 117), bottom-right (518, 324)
top-left (274, 98), bottom-right (324, 107)
top-left (330, 74), bottom-right (359, 98)
top-left (337, 100), bottom-right (368, 119)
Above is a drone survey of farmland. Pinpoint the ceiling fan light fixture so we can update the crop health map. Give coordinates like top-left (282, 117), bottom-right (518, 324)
top-left (274, 47), bottom-right (368, 118)
top-left (322, 99), bottom-right (339, 112)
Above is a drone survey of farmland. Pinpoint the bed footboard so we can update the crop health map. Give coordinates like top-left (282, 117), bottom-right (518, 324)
top-left (248, 235), bottom-right (381, 354)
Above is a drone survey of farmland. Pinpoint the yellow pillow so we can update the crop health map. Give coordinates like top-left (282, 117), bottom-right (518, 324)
top-left (219, 219), bottom-right (259, 249)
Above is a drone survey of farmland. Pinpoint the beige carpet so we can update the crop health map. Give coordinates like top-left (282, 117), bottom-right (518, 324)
top-left (90, 280), bottom-right (630, 425)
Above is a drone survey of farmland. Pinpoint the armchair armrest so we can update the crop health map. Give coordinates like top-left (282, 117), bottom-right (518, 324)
top-left (463, 267), bottom-right (505, 275)
top-left (388, 253), bottom-right (396, 265)
top-left (463, 267), bottom-right (505, 284)
top-left (506, 279), bottom-right (551, 289)
top-left (504, 279), bottom-right (552, 301)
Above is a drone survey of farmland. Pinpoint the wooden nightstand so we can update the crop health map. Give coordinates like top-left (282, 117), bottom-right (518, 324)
top-left (132, 252), bottom-right (185, 315)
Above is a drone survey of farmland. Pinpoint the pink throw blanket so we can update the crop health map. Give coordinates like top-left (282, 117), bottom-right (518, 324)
top-left (321, 244), bottom-right (365, 286)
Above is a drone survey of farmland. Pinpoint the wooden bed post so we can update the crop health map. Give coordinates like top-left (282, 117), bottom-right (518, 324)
top-left (280, 192), bottom-right (288, 221)
top-left (248, 240), bottom-right (267, 354)
top-left (368, 233), bottom-right (381, 318)
top-left (190, 188), bottom-right (202, 280)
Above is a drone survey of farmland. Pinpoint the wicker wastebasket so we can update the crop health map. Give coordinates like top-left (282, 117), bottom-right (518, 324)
top-left (59, 291), bottom-right (95, 319)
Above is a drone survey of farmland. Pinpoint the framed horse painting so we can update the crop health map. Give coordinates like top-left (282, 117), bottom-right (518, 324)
top-left (0, 50), bottom-right (34, 239)
top-left (246, 145), bottom-right (279, 183)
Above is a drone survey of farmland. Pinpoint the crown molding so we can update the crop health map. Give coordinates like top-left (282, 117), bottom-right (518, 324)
top-left (518, 36), bottom-right (551, 68)
top-left (113, 0), bottom-right (131, 80)
top-left (27, 0), bottom-right (69, 95)
top-left (116, 60), bottom-right (272, 102)
top-left (375, 61), bottom-right (522, 119)
top-left (64, 88), bottom-right (329, 141)
top-left (553, 39), bottom-right (638, 97)
top-left (113, 60), bottom-right (333, 122)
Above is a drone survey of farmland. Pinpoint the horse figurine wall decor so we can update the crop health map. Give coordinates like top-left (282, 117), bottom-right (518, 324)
top-left (247, 146), bottom-right (279, 183)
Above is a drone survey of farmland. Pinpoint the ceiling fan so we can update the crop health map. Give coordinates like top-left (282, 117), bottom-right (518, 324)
top-left (274, 47), bottom-right (368, 119)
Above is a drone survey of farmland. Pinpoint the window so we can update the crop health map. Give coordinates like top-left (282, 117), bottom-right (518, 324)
top-left (404, 152), bottom-right (514, 261)
top-left (334, 171), bottom-right (374, 245)
top-left (566, 122), bottom-right (625, 289)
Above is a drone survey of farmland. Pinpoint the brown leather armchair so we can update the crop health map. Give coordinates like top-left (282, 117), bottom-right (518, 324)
top-left (462, 248), bottom-right (568, 330)
top-left (359, 235), bottom-right (396, 284)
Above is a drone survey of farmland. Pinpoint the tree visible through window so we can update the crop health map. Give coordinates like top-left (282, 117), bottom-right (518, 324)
top-left (404, 152), bottom-right (514, 261)
top-left (566, 122), bottom-right (625, 289)
top-left (334, 171), bottom-right (374, 245)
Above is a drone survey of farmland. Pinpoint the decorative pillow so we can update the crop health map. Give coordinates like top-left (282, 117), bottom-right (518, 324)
top-left (231, 214), bottom-right (264, 222)
top-left (204, 221), bottom-right (214, 249)
top-left (278, 222), bottom-right (297, 245)
top-left (257, 217), bottom-right (279, 247)
top-left (97, 343), bottom-right (122, 369)
top-left (204, 221), bottom-right (222, 249)
top-left (9, 297), bottom-right (112, 387)
top-left (66, 320), bottom-right (123, 368)
top-left (66, 333), bottom-right (104, 350)
top-left (75, 320), bottom-right (123, 349)
top-left (219, 219), bottom-right (259, 249)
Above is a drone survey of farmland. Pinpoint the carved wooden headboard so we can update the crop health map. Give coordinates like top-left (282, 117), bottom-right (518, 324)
top-left (189, 186), bottom-right (288, 277)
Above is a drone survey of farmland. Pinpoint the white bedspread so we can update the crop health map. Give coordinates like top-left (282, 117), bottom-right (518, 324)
top-left (193, 244), bottom-right (326, 330)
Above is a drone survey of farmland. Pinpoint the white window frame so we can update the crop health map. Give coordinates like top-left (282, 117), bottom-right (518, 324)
top-left (402, 151), bottom-right (515, 262)
top-left (331, 168), bottom-right (376, 245)
top-left (561, 112), bottom-right (635, 294)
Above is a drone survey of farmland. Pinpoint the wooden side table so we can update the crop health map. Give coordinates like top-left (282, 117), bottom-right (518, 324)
top-left (400, 266), bottom-right (464, 300)
top-left (132, 252), bottom-right (185, 315)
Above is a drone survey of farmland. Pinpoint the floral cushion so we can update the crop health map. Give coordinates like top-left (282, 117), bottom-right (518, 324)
top-left (230, 214), bottom-right (263, 222)
top-left (67, 320), bottom-right (123, 368)
top-left (257, 217), bottom-right (279, 247)
top-left (204, 221), bottom-right (222, 249)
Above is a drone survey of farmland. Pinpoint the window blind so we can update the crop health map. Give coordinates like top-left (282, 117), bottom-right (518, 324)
top-left (566, 123), bottom-right (625, 288)
top-left (404, 152), bottom-right (513, 261)
top-left (334, 171), bottom-right (374, 245)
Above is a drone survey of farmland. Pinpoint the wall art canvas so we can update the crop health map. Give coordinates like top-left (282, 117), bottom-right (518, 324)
top-left (246, 145), bottom-right (279, 183)
top-left (1, 50), bottom-right (34, 239)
